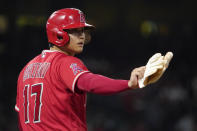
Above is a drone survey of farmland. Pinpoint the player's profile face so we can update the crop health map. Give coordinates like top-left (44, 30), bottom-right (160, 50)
top-left (65, 27), bottom-right (85, 55)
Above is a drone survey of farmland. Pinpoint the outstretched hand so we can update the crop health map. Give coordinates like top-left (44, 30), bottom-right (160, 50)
top-left (128, 66), bottom-right (146, 89)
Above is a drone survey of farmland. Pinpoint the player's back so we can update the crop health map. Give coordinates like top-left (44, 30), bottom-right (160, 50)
top-left (15, 50), bottom-right (87, 131)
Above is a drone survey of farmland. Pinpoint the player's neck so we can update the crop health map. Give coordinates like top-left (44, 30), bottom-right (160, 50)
top-left (50, 46), bottom-right (75, 56)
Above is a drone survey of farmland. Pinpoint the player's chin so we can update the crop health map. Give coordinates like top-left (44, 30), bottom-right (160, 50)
top-left (74, 47), bottom-right (84, 54)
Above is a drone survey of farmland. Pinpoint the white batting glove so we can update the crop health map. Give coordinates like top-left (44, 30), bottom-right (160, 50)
top-left (138, 52), bottom-right (173, 88)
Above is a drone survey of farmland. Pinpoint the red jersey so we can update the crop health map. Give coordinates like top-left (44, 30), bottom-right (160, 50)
top-left (15, 50), bottom-right (89, 131)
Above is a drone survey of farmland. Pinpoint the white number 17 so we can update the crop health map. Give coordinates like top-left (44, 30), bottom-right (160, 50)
top-left (23, 83), bottom-right (43, 123)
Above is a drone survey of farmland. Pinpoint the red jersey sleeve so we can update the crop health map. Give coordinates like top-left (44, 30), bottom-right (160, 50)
top-left (58, 56), bottom-right (89, 92)
top-left (77, 72), bottom-right (130, 95)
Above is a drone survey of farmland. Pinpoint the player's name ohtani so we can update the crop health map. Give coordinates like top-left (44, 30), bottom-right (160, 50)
top-left (23, 62), bottom-right (50, 81)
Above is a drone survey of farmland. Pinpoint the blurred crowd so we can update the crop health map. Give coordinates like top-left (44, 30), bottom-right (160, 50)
top-left (84, 55), bottom-right (197, 131)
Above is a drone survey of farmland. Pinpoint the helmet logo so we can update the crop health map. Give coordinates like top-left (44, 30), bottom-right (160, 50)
top-left (79, 12), bottom-right (85, 23)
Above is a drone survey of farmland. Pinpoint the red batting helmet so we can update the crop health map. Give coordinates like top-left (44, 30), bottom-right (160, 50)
top-left (46, 8), bottom-right (95, 46)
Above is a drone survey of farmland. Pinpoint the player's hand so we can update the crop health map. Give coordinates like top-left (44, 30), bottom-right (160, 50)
top-left (138, 52), bottom-right (173, 88)
top-left (128, 66), bottom-right (146, 89)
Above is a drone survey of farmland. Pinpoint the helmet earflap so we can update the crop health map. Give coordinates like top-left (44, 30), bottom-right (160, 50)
top-left (46, 23), bottom-right (70, 47)
top-left (55, 29), bottom-right (70, 46)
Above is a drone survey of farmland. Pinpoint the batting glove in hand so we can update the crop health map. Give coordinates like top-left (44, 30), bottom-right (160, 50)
top-left (138, 52), bottom-right (173, 88)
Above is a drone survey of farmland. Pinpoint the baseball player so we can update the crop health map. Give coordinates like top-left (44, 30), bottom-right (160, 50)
top-left (15, 8), bottom-right (173, 131)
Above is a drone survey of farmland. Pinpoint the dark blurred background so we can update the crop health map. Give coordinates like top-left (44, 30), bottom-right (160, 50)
top-left (0, 0), bottom-right (197, 131)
